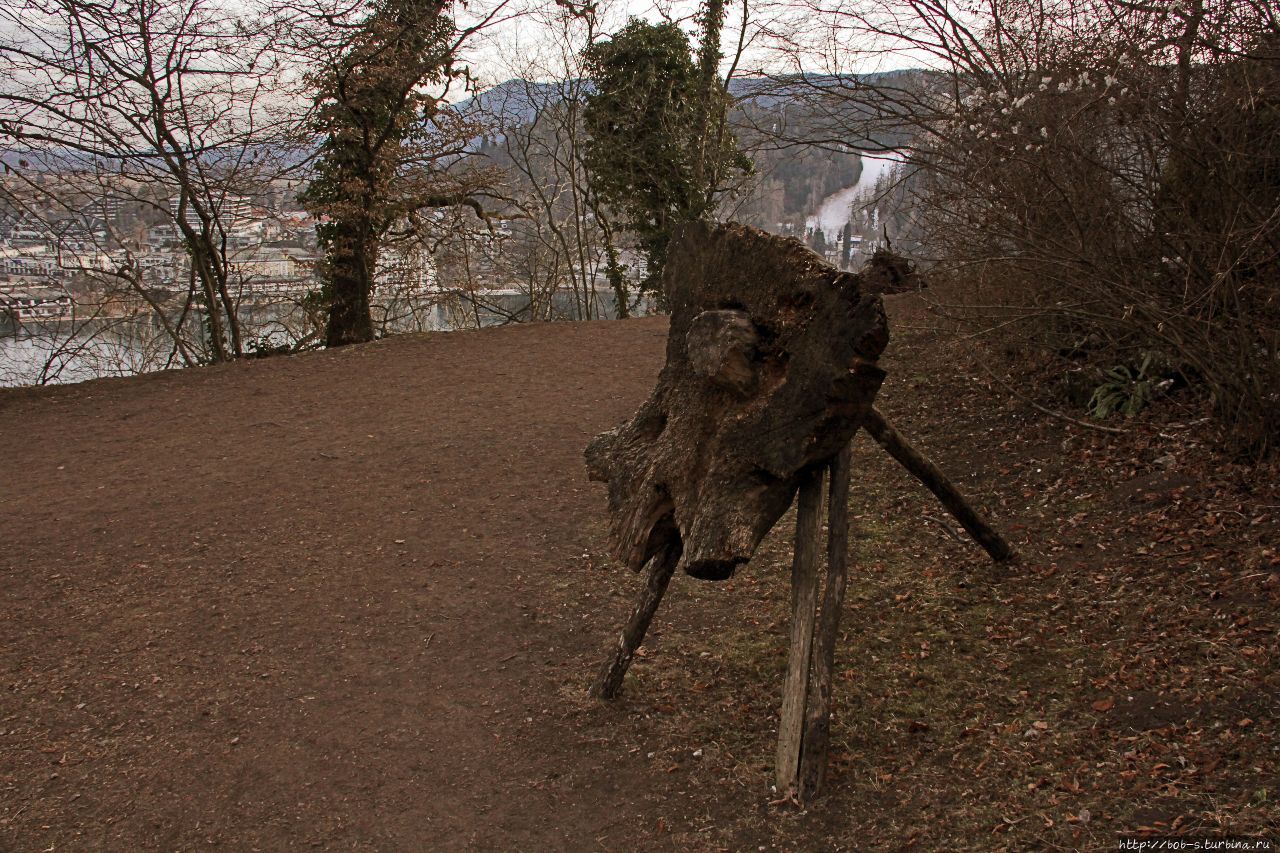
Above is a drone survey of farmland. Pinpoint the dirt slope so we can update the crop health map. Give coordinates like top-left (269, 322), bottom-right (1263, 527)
top-left (2, 304), bottom-right (1276, 850)
top-left (1, 318), bottom-right (693, 850)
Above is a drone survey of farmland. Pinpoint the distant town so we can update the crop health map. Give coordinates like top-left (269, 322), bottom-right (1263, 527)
top-left (0, 147), bottom-right (903, 387)
top-left (3, 177), bottom-right (340, 327)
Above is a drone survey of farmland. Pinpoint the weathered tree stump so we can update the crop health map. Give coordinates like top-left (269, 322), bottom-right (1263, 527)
top-left (586, 221), bottom-right (1013, 804)
top-left (585, 221), bottom-right (889, 582)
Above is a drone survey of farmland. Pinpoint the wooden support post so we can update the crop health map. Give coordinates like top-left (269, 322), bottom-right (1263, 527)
top-left (799, 442), bottom-right (853, 802)
top-left (863, 407), bottom-right (1015, 562)
top-left (775, 467), bottom-right (825, 796)
top-left (591, 538), bottom-right (681, 700)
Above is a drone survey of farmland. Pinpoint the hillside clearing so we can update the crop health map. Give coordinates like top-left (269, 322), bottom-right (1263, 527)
top-left (1, 297), bottom-right (1276, 849)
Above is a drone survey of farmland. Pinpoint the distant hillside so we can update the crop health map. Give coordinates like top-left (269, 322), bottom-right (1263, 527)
top-left (460, 71), bottom-right (924, 234)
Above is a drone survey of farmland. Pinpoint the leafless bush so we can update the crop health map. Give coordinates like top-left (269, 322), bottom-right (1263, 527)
top-left (912, 1), bottom-right (1278, 452)
top-left (767, 0), bottom-right (1279, 452)
top-left (0, 0), bottom-right (308, 363)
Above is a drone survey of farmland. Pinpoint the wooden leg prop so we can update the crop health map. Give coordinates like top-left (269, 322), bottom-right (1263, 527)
top-left (591, 538), bottom-right (681, 700)
top-left (775, 467), bottom-right (825, 796)
top-left (863, 407), bottom-right (1014, 562)
top-left (799, 442), bottom-right (853, 802)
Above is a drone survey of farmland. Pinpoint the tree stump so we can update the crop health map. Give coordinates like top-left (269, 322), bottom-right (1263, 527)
top-left (586, 221), bottom-right (1013, 803)
top-left (585, 221), bottom-right (889, 582)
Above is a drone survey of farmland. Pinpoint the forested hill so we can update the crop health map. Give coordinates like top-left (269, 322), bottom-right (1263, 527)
top-left (460, 71), bottom-right (923, 232)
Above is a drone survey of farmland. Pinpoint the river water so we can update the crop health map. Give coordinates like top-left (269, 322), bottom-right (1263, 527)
top-left (804, 151), bottom-right (904, 243)
top-left (3, 161), bottom-right (903, 389)
top-left (0, 289), bottom-right (625, 387)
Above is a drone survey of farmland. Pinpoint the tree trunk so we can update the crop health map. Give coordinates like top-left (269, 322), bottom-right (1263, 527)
top-left (603, 236), bottom-right (630, 320)
top-left (324, 222), bottom-right (377, 348)
top-left (692, 0), bottom-right (727, 216)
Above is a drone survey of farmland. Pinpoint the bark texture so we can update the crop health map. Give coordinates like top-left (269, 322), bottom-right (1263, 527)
top-left (585, 221), bottom-right (889, 581)
top-left (800, 442), bottom-right (853, 801)
top-left (774, 467), bottom-right (824, 793)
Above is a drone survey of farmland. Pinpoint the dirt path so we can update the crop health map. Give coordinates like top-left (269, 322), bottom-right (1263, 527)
top-left (3, 305), bottom-right (1277, 850)
top-left (1, 317), bottom-right (695, 850)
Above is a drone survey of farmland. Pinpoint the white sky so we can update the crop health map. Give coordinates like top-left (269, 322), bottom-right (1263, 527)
top-left (454, 0), bottom-right (924, 94)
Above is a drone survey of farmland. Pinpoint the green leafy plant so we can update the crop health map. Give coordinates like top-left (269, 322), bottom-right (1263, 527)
top-left (1088, 354), bottom-right (1158, 419)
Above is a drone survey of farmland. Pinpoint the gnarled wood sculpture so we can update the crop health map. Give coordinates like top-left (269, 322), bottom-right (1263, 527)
top-left (587, 220), bottom-right (1013, 803)
top-left (585, 221), bottom-right (890, 582)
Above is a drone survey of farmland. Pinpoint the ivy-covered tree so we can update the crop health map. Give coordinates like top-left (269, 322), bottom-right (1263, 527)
top-left (581, 19), bottom-right (749, 296)
top-left (301, 0), bottom-right (478, 347)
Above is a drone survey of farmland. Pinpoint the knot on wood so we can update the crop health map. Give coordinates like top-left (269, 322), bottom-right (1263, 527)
top-left (686, 309), bottom-right (759, 396)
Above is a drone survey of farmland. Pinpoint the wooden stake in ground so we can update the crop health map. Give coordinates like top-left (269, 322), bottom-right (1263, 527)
top-left (863, 407), bottom-right (1014, 562)
top-left (591, 537), bottom-right (681, 700)
top-left (774, 466), bottom-right (825, 795)
top-left (799, 441), bottom-right (853, 801)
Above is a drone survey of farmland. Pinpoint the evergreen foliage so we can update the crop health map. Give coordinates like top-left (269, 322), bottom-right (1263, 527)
top-left (581, 19), bottom-right (749, 296)
top-left (300, 0), bottom-right (455, 348)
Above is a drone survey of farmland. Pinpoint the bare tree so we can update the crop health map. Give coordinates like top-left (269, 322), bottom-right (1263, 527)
top-left (481, 13), bottom-right (634, 322)
top-left (0, 0), bottom-right (302, 364)
top-left (758, 0), bottom-right (1280, 452)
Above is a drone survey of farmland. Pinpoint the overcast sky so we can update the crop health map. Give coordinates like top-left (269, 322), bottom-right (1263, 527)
top-left (455, 0), bottom-right (921, 93)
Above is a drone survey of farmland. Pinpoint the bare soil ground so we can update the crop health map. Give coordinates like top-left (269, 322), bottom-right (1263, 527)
top-left (2, 298), bottom-right (1277, 850)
